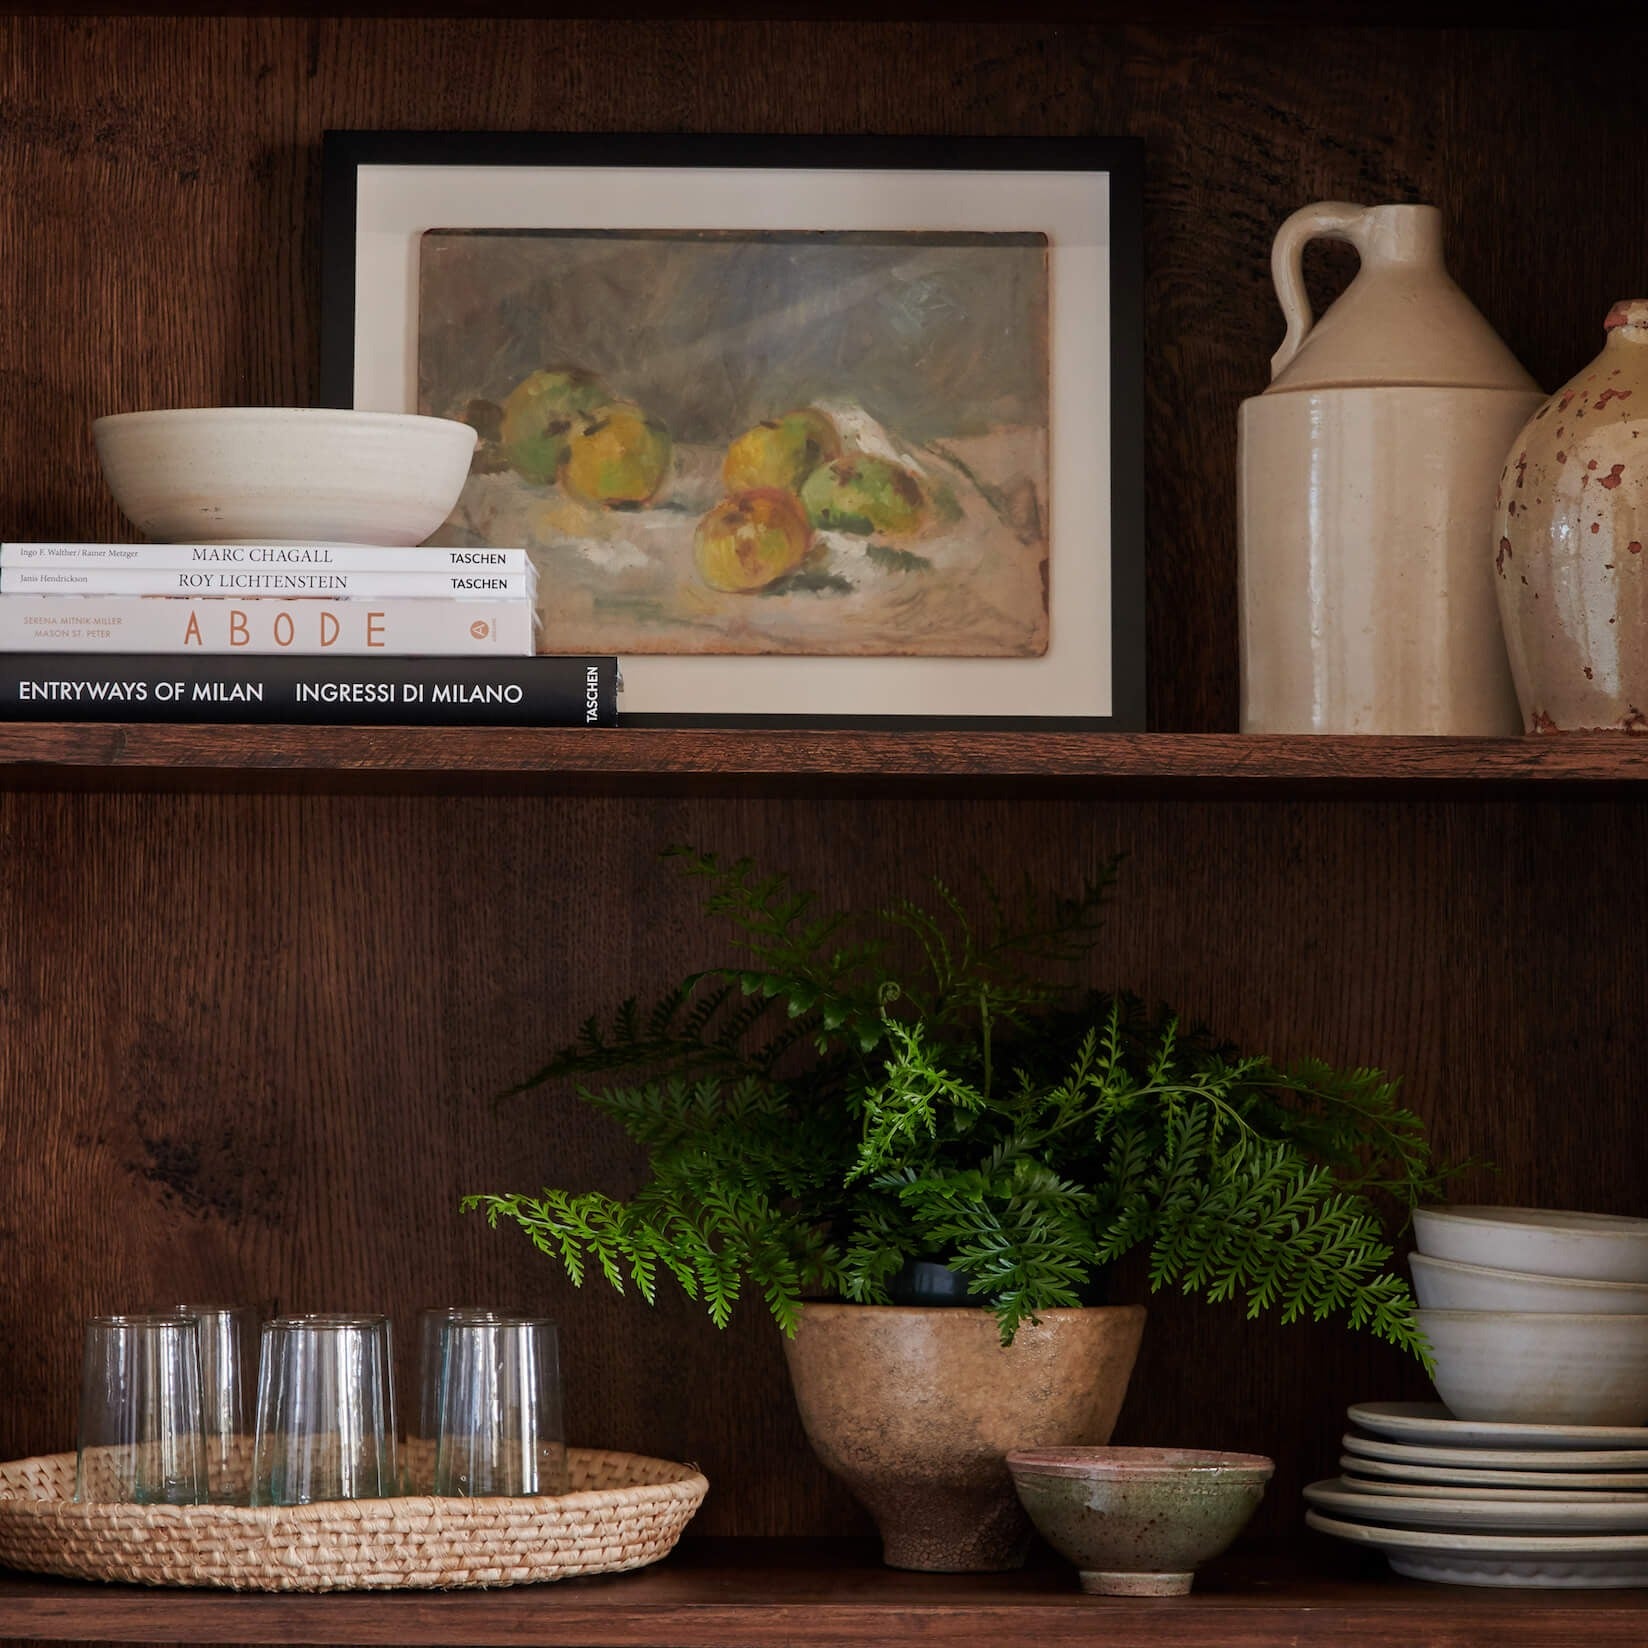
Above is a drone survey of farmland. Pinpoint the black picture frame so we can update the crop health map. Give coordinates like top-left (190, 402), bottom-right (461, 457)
top-left (320, 130), bottom-right (1145, 730)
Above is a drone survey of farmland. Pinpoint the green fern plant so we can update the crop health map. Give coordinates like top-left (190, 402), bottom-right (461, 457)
top-left (466, 847), bottom-right (1453, 1362)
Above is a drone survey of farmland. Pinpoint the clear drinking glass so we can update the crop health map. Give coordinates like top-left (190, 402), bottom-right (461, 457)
top-left (433, 1315), bottom-right (568, 1497)
top-left (173, 1304), bottom-right (259, 1504)
top-left (75, 1314), bottom-right (206, 1504)
top-left (250, 1313), bottom-right (398, 1506)
top-left (406, 1307), bottom-right (501, 1493)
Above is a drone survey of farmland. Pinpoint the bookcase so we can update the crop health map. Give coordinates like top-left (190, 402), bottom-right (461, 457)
top-left (3, 12), bottom-right (1647, 1645)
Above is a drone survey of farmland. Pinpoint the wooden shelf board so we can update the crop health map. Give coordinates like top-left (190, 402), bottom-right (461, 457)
top-left (3, 725), bottom-right (1648, 798)
top-left (0, 4), bottom-right (1475, 23)
top-left (1, 1539), bottom-right (1644, 1645)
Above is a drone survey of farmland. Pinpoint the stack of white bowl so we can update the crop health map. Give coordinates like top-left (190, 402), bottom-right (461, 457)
top-left (1409, 1205), bottom-right (1648, 1428)
top-left (1304, 1204), bottom-right (1648, 1587)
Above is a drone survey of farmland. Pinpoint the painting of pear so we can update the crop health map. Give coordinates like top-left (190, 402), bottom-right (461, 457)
top-left (417, 225), bottom-right (1050, 658)
top-left (723, 409), bottom-right (841, 493)
top-left (563, 403), bottom-right (673, 506)
top-left (499, 367), bottom-right (611, 484)
top-left (694, 489), bottom-right (813, 592)
top-left (800, 455), bottom-right (926, 537)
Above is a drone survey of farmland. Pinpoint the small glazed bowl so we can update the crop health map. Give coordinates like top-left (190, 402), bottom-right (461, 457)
top-left (1007, 1446), bottom-right (1274, 1596)
top-left (1418, 1309), bottom-right (1648, 1425)
top-left (1411, 1252), bottom-right (1648, 1315)
top-left (93, 407), bottom-right (478, 547)
top-left (1413, 1206), bottom-right (1648, 1284)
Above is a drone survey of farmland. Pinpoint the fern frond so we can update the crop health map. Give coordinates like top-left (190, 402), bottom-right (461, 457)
top-left (473, 849), bottom-right (1445, 1361)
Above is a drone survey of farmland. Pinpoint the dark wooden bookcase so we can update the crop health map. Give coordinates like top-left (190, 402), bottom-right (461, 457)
top-left (3, 12), bottom-right (1647, 1645)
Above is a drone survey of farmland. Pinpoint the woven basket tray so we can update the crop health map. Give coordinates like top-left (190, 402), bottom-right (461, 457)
top-left (0, 1446), bottom-right (707, 1591)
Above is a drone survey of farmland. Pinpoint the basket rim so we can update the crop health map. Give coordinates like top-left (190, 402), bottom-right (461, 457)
top-left (0, 1444), bottom-right (708, 1523)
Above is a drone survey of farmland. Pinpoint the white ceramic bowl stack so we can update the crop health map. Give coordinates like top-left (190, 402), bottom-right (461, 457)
top-left (1306, 1204), bottom-right (1648, 1587)
top-left (1409, 1206), bottom-right (1648, 1428)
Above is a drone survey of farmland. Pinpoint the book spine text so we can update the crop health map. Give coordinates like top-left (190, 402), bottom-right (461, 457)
top-left (1, 568), bottom-right (532, 597)
top-left (0, 542), bottom-right (532, 573)
top-left (0, 654), bottom-right (618, 725)
top-left (0, 597), bottom-right (537, 655)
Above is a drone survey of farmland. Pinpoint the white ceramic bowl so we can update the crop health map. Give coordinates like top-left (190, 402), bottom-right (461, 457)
top-left (1414, 1206), bottom-right (1648, 1284)
top-left (1418, 1309), bottom-right (1648, 1426)
top-left (1411, 1253), bottom-right (1648, 1315)
top-left (93, 408), bottom-right (478, 547)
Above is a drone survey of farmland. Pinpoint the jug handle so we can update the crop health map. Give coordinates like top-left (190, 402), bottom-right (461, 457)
top-left (1269, 201), bottom-right (1370, 381)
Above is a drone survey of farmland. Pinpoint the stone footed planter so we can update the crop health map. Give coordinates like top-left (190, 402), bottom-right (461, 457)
top-left (781, 1303), bottom-right (1145, 1572)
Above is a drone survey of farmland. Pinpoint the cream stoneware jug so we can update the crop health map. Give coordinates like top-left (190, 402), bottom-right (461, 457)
top-left (1239, 202), bottom-right (1543, 734)
top-left (1493, 302), bottom-right (1648, 733)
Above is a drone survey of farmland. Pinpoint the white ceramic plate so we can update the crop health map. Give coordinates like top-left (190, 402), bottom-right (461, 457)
top-left (1343, 1430), bottom-right (1648, 1471)
top-left (1305, 1478), bottom-right (1648, 1532)
top-left (1348, 1400), bottom-right (1648, 1451)
top-left (1305, 1508), bottom-right (1648, 1586)
top-left (1341, 1454), bottom-right (1648, 1490)
top-left (1340, 1473), bottom-right (1648, 1504)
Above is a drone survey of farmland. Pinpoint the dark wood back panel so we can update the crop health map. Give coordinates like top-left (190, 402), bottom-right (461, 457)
top-left (2, 789), bottom-right (1641, 1541)
top-left (1, 20), bottom-right (1645, 729)
top-left (0, 13), bottom-right (1645, 1581)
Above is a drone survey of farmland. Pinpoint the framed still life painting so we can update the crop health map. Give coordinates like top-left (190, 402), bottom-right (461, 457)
top-left (321, 132), bottom-right (1144, 727)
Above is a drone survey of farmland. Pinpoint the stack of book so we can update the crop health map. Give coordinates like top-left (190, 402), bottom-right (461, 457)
top-left (0, 541), bottom-right (618, 725)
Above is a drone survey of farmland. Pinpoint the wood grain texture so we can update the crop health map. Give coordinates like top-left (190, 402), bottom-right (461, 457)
top-left (0, 3), bottom-right (1541, 22)
top-left (1, 19), bottom-right (1647, 1643)
top-left (0, 20), bottom-right (1645, 730)
top-left (1, 1540), bottom-right (1645, 1646)
top-left (2, 791), bottom-right (1644, 1543)
top-left (12, 726), bottom-right (1648, 796)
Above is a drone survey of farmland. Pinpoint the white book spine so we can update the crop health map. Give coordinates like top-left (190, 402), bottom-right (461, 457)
top-left (0, 567), bottom-right (532, 597)
top-left (0, 597), bottom-right (537, 655)
top-left (0, 542), bottom-right (532, 573)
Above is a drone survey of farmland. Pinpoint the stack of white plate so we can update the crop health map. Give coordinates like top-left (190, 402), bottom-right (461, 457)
top-left (1307, 1204), bottom-right (1648, 1587)
top-left (1305, 1402), bottom-right (1648, 1587)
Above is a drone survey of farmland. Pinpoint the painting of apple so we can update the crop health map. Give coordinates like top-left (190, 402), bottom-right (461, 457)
top-left (563, 403), bottom-right (673, 506)
top-left (418, 225), bottom-right (1050, 658)
top-left (723, 408), bottom-right (841, 494)
top-left (694, 489), bottom-right (813, 592)
top-left (799, 455), bottom-right (927, 537)
top-left (499, 367), bottom-right (611, 484)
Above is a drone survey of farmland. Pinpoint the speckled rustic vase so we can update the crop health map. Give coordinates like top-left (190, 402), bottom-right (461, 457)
top-left (1239, 202), bottom-right (1541, 733)
top-left (1493, 302), bottom-right (1648, 732)
top-left (780, 1303), bottom-right (1145, 1572)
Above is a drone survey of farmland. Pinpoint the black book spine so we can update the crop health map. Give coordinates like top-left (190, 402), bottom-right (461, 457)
top-left (0, 655), bottom-right (619, 726)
